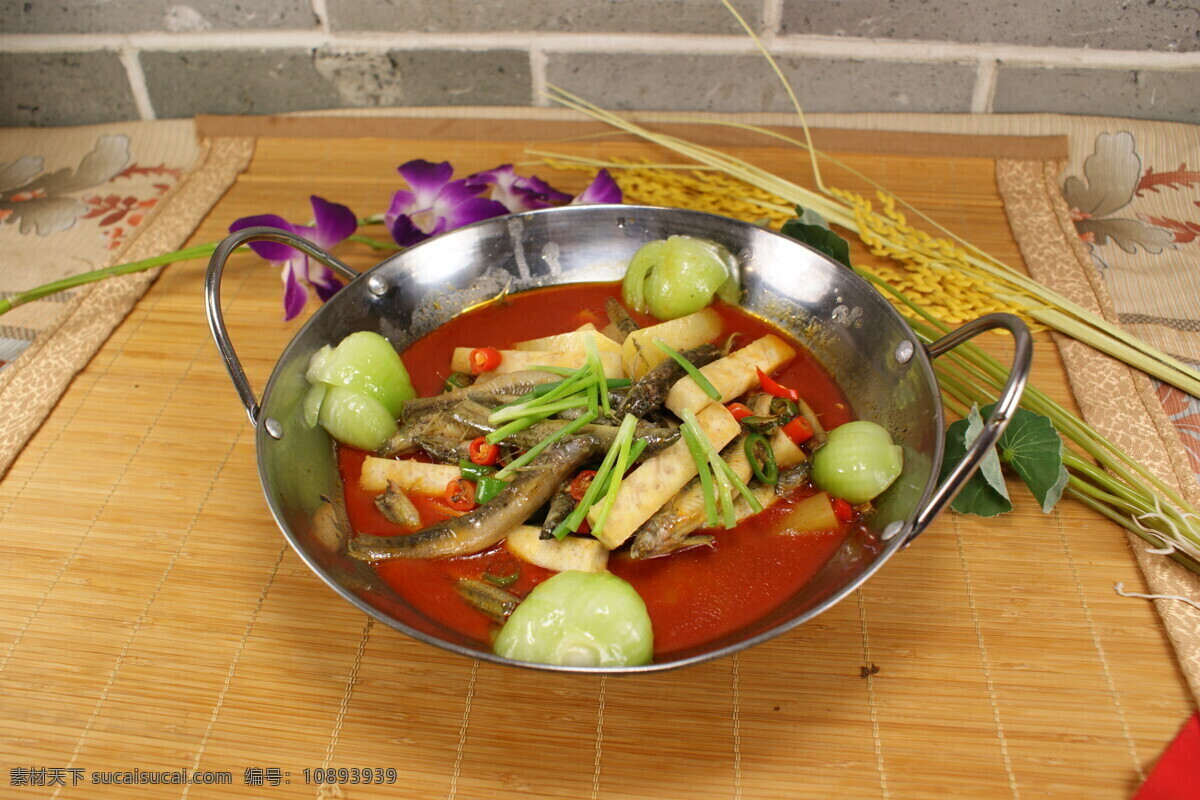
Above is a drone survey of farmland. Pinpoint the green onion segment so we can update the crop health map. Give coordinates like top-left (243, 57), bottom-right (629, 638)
top-left (681, 408), bottom-right (763, 525)
top-left (653, 338), bottom-right (721, 401)
top-left (495, 411), bottom-right (599, 480)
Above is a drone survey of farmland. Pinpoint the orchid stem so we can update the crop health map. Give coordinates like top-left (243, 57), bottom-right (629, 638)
top-left (0, 242), bottom-right (238, 316)
top-left (0, 217), bottom-right (399, 318)
top-left (346, 234), bottom-right (402, 252)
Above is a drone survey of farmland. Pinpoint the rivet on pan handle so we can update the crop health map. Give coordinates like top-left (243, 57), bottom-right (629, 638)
top-left (903, 312), bottom-right (1033, 545)
top-left (204, 226), bottom-right (359, 426)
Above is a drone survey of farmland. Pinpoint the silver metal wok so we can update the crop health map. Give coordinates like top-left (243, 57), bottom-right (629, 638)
top-left (206, 205), bottom-right (1030, 673)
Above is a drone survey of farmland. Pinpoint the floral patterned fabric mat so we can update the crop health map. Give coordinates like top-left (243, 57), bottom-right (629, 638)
top-left (0, 122), bottom-right (197, 367)
top-left (0, 121), bottom-right (252, 480)
top-left (1063, 129), bottom-right (1200, 476)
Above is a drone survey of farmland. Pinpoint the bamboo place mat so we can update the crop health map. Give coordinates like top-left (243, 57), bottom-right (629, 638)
top-left (0, 120), bottom-right (1194, 799)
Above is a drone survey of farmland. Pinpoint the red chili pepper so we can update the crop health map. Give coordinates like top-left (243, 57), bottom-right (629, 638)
top-left (445, 478), bottom-right (477, 511)
top-left (569, 470), bottom-right (597, 502)
top-left (782, 415), bottom-right (814, 445)
top-left (468, 436), bottom-right (500, 466)
top-left (831, 497), bottom-right (855, 523)
top-left (756, 367), bottom-right (800, 401)
top-left (469, 346), bottom-right (502, 375)
top-left (726, 402), bottom-right (753, 422)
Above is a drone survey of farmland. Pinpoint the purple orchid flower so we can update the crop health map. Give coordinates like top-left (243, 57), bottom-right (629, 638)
top-left (570, 169), bottom-right (622, 205)
top-left (385, 160), bottom-right (509, 248)
top-left (229, 195), bottom-right (357, 321)
top-left (469, 165), bottom-right (623, 212)
top-left (469, 164), bottom-right (573, 212)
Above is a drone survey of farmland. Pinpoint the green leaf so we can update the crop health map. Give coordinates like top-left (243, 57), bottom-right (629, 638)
top-left (793, 206), bottom-right (832, 230)
top-left (943, 410), bottom-right (1013, 518)
top-left (985, 403), bottom-right (1069, 513)
top-left (941, 403), bottom-right (1068, 518)
top-left (966, 405), bottom-right (1010, 501)
top-left (780, 205), bottom-right (852, 269)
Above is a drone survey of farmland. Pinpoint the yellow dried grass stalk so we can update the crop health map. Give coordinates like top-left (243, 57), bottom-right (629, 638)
top-left (543, 155), bottom-right (794, 227)
top-left (834, 188), bottom-right (1045, 327)
top-left (542, 154), bottom-right (1038, 329)
top-left (541, 84), bottom-right (1200, 398)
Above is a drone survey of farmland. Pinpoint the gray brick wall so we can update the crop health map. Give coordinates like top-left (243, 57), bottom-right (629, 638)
top-left (2, 0), bottom-right (1199, 127)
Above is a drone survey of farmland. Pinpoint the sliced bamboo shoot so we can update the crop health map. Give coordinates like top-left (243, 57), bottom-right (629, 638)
top-left (505, 525), bottom-right (609, 573)
top-left (621, 308), bottom-right (722, 379)
top-left (512, 324), bottom-right (600, 351)
top-left (450, 345), bottom-right (624, 379)
top-left (587, 403), bottom-right (740, 549)
top-left (360, 457), bottom-right (460, 495)
top-left (665, 334), bottom-right (796, 415)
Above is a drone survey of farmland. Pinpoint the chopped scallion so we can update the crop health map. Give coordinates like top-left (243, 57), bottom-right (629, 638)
top-left (708, 450), bottom-right (737, 528)
top-left (682, 408), bottom-right (764, 519)
top-left (488, 369), bottom-right (594, 423)
top-left (551, 423), bottom-right (644, 540)
top-left (653, 338), bottom-right (721, 401)
top-left (488, 395), bottom-right (589, 426)
top-left (529, 365), bottom-right (577, 376)
top-left (495, 410), bottom-right (598, 479)
top-left (679, 421), bottom-right (719, 526)
top-left (589, 415), bottom-right (638, 538)
top-left (584, 335), bottom-right (612, 417)
top-left (553, 440), bottom-right (623, 540)
top-left (486, 400), bottom-right (587, 444)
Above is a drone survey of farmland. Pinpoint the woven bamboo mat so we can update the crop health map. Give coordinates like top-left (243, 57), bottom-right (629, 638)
top-left (0, 125), bottom-right (1193, 798)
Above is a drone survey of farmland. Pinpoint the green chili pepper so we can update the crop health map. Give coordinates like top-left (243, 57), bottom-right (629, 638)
top-left (741, 414), bottom-right (780, 433)
top-left (770, 396), bottom-right (800, 421)
top-left (443, 371), bottom-right (472, 392)
top-left (474, 475), bottom-right (509, 504)
top-left (744, 433), bottom-right (779, 485)
top-left (459, 459), bottom-right (497, 482)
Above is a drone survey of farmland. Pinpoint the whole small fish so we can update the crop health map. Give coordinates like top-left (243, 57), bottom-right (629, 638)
top-left (540, 487), bottom-right (577, 540)
top-left (619, 343), bottom-right (721, 419)
top-left (606, 297), bottom-right (640, 343)
top-left (454, 578), bottom-right (520, 624)
top-left (629, 432), bottom-right (750, 559)
top-left (347, 435), bottom-right (603, 560)
top-left (449, 399), bottom-right (678, 456)
top-left (401, 370), bottom-right (560, 420)
top-left (378, 411), bottom-right (474, 457)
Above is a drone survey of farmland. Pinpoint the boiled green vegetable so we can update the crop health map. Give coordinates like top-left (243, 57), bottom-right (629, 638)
top-left (317, 385), bottom-right (398, 452)
top-left (622, 235), bottom-right (739, 320)
top-left (811, 420), bottom-right (903, 504)
top-left (307, 331), bottom-right (416, 417)
top-left (304, 331), bottom-right (417, 450)
top-left (493, 571), bottom-right (653, 667)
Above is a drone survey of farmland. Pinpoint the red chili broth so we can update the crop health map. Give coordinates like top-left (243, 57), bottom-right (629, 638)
top-left (340, 282), bottom-right (858, 657)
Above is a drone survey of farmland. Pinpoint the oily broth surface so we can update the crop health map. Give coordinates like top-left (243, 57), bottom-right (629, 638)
top-left (341, 282), bottom-right (856, 657)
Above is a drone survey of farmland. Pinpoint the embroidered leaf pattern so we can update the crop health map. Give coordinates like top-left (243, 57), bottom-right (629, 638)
top-left (1063, 132), bottom-right (1142, 218)
top-left (0, 135), bottom-right (131, 235)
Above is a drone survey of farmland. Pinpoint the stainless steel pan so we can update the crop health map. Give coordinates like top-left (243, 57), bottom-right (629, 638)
top-left (206, 205), bottom-right (1030, 673)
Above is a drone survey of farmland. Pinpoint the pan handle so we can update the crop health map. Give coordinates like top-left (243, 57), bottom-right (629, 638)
top-left (204, 226), bottom-right (358, 426)
top-left (904, 312), bottom-right (1032, 544)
